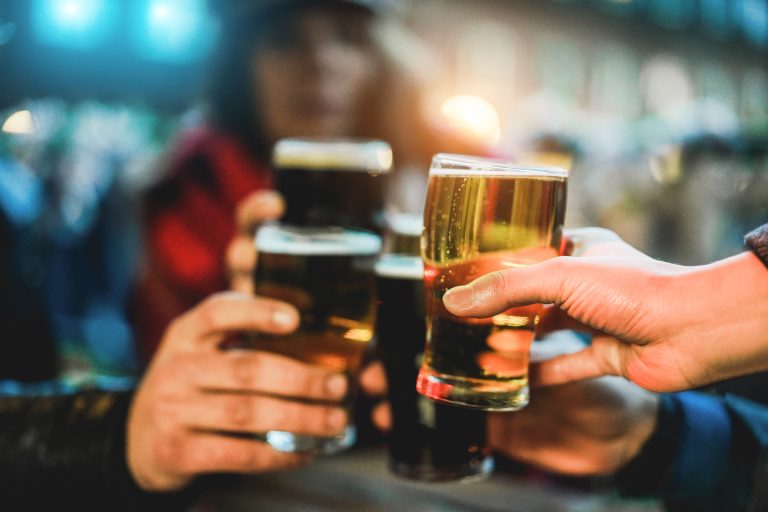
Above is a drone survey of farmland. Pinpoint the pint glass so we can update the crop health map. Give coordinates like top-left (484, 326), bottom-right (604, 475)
top-left (417, 154), bottom-right (567, 411)
top-left (376, 254), bottom-right (493, 481)
top-left (273, 138), bottom-right (393, 234)
top-left (252, 225), bottom-right (381, 453)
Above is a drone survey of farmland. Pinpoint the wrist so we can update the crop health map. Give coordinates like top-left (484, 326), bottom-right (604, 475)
top-left (673, 252), bottom-right (768, 384)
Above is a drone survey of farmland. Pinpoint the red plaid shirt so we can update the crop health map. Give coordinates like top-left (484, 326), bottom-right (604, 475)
top-left (133, 127), bottom-right (272, 361)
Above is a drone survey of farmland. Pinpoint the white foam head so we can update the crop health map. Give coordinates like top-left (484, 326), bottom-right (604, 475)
top-left (429, 153), bottom-right (568, 178)
top-left (386, 212), bottom-right (423, 237)
top-left (375, 254), bottom-right (424, 280)
top-left (273, 138), bottom-right (393, 173)
top-left (256, 225), bottom-right (382, 256)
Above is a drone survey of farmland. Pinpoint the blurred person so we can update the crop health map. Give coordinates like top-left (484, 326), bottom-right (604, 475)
top-left (441, 225), bottom-right (768, 392)
top-left (0, 292), bottom-right (349, 510)
top-left (133, 0), bottom-right (478, 361)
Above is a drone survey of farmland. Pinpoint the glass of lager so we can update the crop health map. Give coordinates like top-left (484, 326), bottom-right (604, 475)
top-left (273, 138), bottom-right (393, 234)
top-left (376, 253), bottom-right (494, 481)
top-left (417, 154), bottom-right (567, 411)
top-left (251, 224), bottom-right (381, 454)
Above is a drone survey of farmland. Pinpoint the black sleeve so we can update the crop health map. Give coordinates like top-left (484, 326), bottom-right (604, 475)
top-left (0, 391), bottom-right (198, 511)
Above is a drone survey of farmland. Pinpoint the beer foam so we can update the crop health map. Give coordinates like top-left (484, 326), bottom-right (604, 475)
top-left (256, 225), bottom-right (382, 256)
top-left (375, 255), bottom-right (424, 280)
top-left (429, 153), bottom-right (568, 178)
top-left (273, 138), bottom-right (393, 172)
top-left (386, 212), bottom-right (423, 237)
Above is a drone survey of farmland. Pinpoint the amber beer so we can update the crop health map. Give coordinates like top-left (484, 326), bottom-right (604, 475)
top-left (252, 225), bottom-right (381, 453)
top-left (273, 138), bottom-right (393, 234)
top-left (376, 255), bottom-right (493, 481)
top-left (417, 154), bottom-right (567, 411)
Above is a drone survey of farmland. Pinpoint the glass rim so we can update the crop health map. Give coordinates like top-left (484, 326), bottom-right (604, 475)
top-left (255, 224), bottom-right (382, 256)
top-left (374, 254), bottom-right (423, 280)
top-left (273, 137), bottom-right (393, 173)
top-left (430, 153), bottom-right (568, 178)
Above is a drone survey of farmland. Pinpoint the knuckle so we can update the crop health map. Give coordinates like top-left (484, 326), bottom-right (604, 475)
top-left (231, 353), bottom-right (260, 389)
top-left (223, 396), bottom-right (253, 429)
top-left (198, 299), bottom-right (229, 331)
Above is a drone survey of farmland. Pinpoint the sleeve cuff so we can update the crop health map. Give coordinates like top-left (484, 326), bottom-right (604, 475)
top-left (666, 391), bottom-right (732, 500)
top-left (745, 223), bottom-right (768, 270)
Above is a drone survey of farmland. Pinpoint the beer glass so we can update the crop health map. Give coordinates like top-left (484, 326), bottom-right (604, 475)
top-left (376, 254), bottom-right (493, 481)
top-left (273, 138), bottom-right (393, 234)
top-left (252, 224), bottom-right (381, 453)
top-left (417, 154), bottom-right (567, 411)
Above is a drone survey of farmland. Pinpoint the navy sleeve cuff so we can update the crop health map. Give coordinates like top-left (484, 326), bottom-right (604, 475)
top-left (666, 392), bottom-right (732, 500)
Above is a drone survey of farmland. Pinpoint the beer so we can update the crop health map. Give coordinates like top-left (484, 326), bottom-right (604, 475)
top-left (417, 154), bottom-right (567, 411)
top-left (252, 225), bottom-right (381, 453)
top-left (376, 255), bottom-right (493, 481)
top-left (273, 138), bottom-right (392, 234)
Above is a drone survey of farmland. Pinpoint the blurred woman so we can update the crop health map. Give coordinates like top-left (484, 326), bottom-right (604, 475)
top-left (133, 0), bottom-right (480, 360)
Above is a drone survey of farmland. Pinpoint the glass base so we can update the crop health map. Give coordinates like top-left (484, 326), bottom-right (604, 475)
top-left (264, 425), bottom-right (356, 455)
top-left (417, 369), bottom-right (529, 411)
top-left (390, 455), bottom-right (494, 483)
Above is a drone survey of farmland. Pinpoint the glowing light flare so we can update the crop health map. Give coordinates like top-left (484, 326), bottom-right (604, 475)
top-left (2, 110), bottom-right (35, 135)
top-left (440, 95), bottom-right (501, 145)
top-left (136, 0), bottom-right (216, 63)
top-left (32, 0), bottom-right (114, 48)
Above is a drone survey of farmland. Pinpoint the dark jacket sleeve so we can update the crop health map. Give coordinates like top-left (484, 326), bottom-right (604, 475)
top-left (615, 392), bottom-right (768, 512)
top-left (0, 390), bottom-right (196, 511)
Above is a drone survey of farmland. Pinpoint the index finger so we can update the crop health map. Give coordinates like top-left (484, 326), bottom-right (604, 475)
top-left (167, 293), bottom-right (299, 351)
top-left (236, 190), bottom-right (284, 234)
top-left (181, 350), bottom-right (349, 401)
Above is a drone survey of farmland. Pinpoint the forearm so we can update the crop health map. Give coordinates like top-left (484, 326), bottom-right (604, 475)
top-left (0, 390), bottom-right (195, 510)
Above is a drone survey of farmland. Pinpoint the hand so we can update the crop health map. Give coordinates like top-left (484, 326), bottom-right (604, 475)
top-left (226, 190), bottom-right (285, 294)
top-left (443, 228), bottom-right (768, 392)
top-left (126, 292), bottom-right (349, 492)
top-left (359, 361), bottom-right (391, 431)
top-left (489, 333), bottom-right (659, 476)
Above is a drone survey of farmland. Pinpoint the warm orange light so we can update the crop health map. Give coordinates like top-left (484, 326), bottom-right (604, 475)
top-left (441, 95), bottom-right (501, 145)
top-left (2, 110), bottom-right (34, 135)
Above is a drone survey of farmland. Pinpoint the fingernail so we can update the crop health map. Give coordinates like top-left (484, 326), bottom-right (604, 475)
top-left (443, 285), bottom-right (475, 310)
top-left (326, 409), bottom-right (347, 431)
top-left (272, 308), bottom-right (295, 328)
top-left (325, 374), bottom-right (347, 398)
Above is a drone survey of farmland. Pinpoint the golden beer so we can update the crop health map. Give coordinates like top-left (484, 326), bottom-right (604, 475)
top-left (417, 154), bottom-right (567, 411)
top-left (252, 225), bottom-right (381, 453)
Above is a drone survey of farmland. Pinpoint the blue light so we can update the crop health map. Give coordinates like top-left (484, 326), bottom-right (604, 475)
top-left (134, 0), bottom-right (216, 64)
top-left (31, 0), bottom-right (115, 49)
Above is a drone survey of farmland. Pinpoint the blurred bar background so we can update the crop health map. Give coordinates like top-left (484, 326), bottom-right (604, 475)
top-left (0, 0), bottom-right (766, 379)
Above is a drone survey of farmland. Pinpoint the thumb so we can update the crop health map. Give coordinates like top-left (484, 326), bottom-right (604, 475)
top-left (443, 258), bottom-right (569, 318)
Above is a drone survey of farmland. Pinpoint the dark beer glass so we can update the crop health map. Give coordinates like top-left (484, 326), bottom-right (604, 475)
top-left (376, 254), bottom-right (493, 481)
top-left (273, 138), bottom-right (393, 234)
top-left (252, 225), bottom-right (381, 454)
top-left (417, 154), bottom-right (567, 411)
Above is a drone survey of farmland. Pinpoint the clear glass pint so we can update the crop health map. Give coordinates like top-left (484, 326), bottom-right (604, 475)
top-left (417, 154), bottom-right (567, 411)
top-left (251, 225), bottom-right (381, 453)
top-left (376, 254), bottom-right (493, 481)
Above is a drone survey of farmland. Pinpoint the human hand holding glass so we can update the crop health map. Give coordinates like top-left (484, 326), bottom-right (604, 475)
top-left (443, 227), bottom-right (768, 392)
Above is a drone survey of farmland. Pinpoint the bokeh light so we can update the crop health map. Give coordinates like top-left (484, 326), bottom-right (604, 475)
top-left (441, 95), bottom-right (501, 145)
